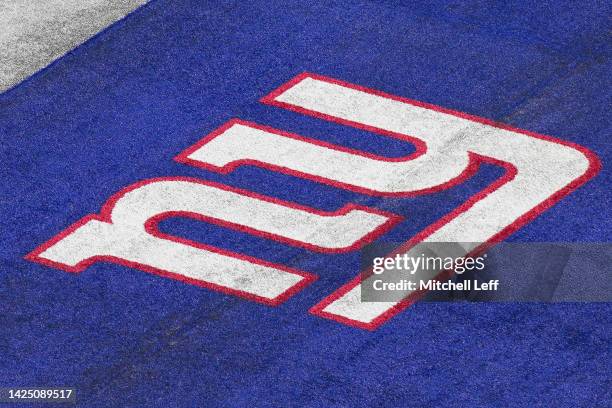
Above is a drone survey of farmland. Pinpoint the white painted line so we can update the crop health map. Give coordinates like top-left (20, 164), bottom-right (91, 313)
top-left (0, 0), bottom-right (147, 93)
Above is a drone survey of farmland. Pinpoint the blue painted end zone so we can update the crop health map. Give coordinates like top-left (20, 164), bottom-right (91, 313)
top-left (0, 1), bottom-right (610, 406)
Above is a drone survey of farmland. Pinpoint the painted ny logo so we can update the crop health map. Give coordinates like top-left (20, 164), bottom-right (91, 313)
top-left (26, 73), bottom-right (599, 330)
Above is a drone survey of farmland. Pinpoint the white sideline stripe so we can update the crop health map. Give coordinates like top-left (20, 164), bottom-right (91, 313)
top-left (0, 0), bottom-right (147, 93)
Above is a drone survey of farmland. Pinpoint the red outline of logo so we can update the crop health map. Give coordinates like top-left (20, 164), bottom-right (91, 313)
top-left (25, 176), bottom-right (328, 305)
top-left (25, 72), bottom-right (602, 328)
top-left (264, 72), bottom-right (601, 330)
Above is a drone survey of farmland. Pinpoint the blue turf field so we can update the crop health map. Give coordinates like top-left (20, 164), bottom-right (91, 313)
top-left (1, 1), bottom-right (610, 406)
